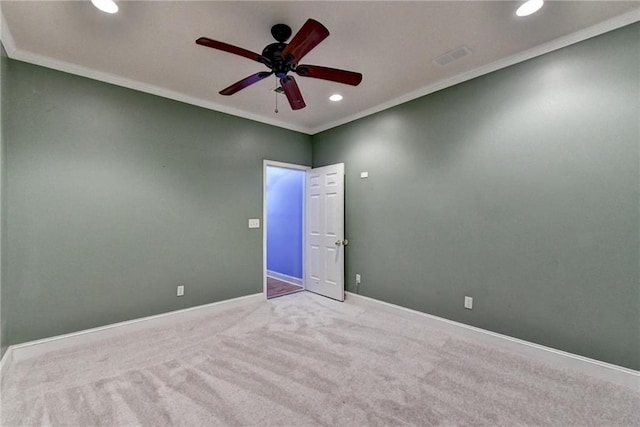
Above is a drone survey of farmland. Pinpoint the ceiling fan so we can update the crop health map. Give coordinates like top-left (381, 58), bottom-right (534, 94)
top-left (196, 19), bottom-right (363, 111)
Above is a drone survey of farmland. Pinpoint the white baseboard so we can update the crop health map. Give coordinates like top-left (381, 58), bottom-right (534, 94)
top-left (3, 293), bottom-right (263, 367)
top-left (266, 270), bottom-right (303, 287)
top-left (0, 344), bottom-right (14, 382)
top-left (3, 290), bottom-right (637, 392)
top-left (345, 291), bottom-right (639, 391)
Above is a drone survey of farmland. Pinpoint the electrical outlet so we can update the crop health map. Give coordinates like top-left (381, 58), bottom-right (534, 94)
top-left (464, 296), bottom-right (473, 310)
top-left (355, 274), bottom-right (361, 284)
top-left (248, 218), bottom-right (260, 229)
top-left (177, 285), bottom-right (185, 297)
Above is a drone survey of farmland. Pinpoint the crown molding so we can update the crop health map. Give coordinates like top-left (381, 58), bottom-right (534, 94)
top-left (310, 8), bottom-right (640, 135)
top-left (10, 48), bottom-right (311, 134)
top-left (2, 2), bottom-right (308, 133)
top-left (0, 8), bottom-right (17, 56)
top-left (2, 7), bottom-right (638, 136)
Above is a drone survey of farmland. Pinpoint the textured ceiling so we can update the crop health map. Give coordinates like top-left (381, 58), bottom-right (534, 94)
top-left (2, 1), bottom-right (639, 134)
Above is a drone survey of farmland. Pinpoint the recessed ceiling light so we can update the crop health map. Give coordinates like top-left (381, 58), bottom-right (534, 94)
top-left (91, 0), bottom-right (119, 14)
top-left (516, 0), bottom-right (544, 17)
top-left (329, 94), bottom-right (343, 102)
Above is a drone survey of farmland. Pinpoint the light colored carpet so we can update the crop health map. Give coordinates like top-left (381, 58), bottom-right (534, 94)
top-left (1, 291), bottom-right (638, 426)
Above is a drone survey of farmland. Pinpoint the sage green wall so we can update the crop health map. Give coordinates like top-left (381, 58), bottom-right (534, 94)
top-left (4, 60), bottom-right (311, 346)
top-left (0, 44), bottom-right (7, 357)
top-left (3, 23), bottom-right (639, 371)
top-left (313, 23), bottom-right (640, 370)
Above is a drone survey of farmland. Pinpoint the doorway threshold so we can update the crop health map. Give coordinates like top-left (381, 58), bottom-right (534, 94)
top-left (266, 276), bottom-right (304, 299)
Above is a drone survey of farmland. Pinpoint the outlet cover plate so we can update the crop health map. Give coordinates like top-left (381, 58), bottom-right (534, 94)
top-left (464, 296), bottom-right (473, 309)
top-left (248, 218), bottom-right (260, 229)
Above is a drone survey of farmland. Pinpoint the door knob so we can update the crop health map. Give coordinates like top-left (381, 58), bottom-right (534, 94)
top-left (335, 239), bottom-right (349, 247)
top-left (335, 240), bottom-right (342, 246)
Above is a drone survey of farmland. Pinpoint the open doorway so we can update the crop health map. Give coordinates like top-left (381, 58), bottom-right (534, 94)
top-left (263, 161), bottom-right (309, 298)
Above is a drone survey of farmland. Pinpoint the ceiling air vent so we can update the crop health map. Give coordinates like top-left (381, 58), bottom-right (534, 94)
top-left (433, 45), bottom-right (473, 67)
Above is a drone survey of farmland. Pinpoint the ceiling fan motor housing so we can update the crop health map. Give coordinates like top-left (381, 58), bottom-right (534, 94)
top-left (261, 42), bottom-right (291, 78)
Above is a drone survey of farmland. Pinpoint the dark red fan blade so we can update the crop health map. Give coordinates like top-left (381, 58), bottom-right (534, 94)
top-left (295, 65), bottom-right (362, 86)
top-left (281, 19), bottom-right (330, 65)
top-left (219, 72), bottom-right (273, 96)
top-left (196, 37), bottom-right (270, 66)
top-left (280, 76), bottom-right (306, 110)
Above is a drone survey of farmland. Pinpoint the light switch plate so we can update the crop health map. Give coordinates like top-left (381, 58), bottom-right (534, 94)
top-left (248, 218), bottom-right (260, 229)
top-left (464, 296), bottom-right (473, 309)
top-left (360, 171), bottom-right (369, 179)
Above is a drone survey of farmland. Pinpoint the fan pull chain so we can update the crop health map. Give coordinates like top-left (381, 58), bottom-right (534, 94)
top-left (274, 77), bottom-right (279, 114)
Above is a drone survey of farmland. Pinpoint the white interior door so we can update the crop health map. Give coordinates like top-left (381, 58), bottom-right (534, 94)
top-left (304, 163), bottom-right (345, 301)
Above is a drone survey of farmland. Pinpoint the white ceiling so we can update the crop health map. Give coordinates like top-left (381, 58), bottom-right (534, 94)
top-left (2, 1), bottom-right (639, 134)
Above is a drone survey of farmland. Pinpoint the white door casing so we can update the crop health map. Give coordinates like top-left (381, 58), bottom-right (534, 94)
top-left (304, 163), bottom-right (345, 301)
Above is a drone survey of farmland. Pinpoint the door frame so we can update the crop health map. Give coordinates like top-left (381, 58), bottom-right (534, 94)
top-left (262, 160), bottom-right (310, 299)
